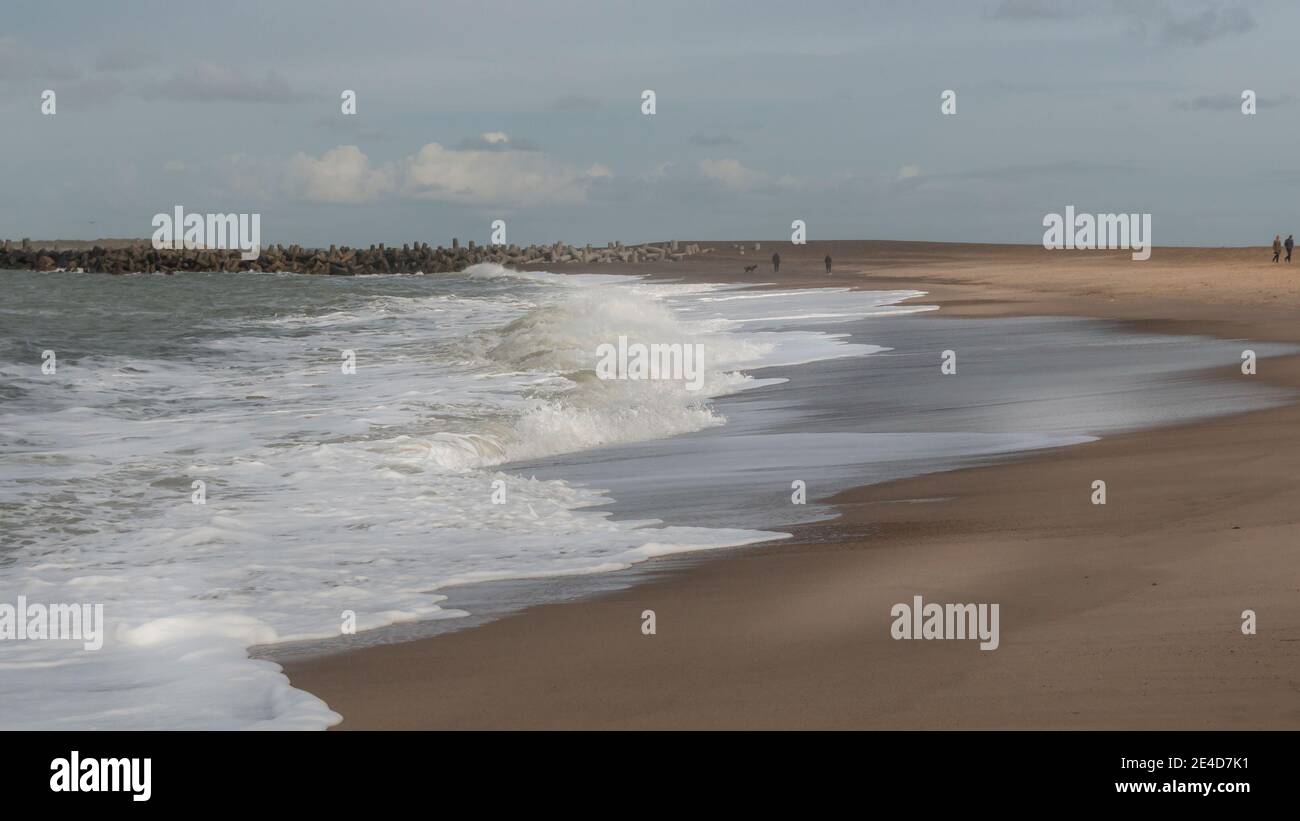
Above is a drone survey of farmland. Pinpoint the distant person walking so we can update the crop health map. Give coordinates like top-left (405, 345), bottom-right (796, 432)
top-left (1286, 234), bottom-right (1294, 263)
top-left (772, 252), bottom-right (781, 273)
top-left (1273, 235), bottom-right (1282, 263)
top-left (824, 253), bottom-right (833, 274)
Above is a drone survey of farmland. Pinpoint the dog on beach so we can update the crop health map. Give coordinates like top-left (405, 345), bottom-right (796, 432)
top-left (743, 264), bottom-right (758, 273)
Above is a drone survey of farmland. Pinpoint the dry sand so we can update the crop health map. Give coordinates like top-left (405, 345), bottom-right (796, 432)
top-left (282, 241), bottom-right (1300, 729)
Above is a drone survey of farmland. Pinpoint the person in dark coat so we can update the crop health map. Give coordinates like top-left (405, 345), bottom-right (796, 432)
top-left (771, 252), bottom-right (781, 273)
top-left (824, 253), bottom-right (832, 274)
top-left (1286, 235), bottom-right (1294, 263)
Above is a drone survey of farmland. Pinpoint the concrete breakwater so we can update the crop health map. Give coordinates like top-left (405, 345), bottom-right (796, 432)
top-left (0, 238), bottom-right (711, 275)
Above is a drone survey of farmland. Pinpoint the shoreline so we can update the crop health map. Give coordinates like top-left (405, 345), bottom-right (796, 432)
top-left (280, 243), bottom-right (1300, 729)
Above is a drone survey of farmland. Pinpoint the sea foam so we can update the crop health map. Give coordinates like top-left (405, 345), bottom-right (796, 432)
top-left (0, 266), bottom-right (929, 729)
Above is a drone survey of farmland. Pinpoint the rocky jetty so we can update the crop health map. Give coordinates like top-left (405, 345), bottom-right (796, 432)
top-left (0, 238), bottom-right (711, 275)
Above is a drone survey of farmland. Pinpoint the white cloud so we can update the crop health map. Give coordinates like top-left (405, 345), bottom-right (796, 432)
top-left (646, 161), bottom-right (676, 179)
top-left (455, 131), bottom-right (539, 151)
top-left (697, 158), bottom-right (768, 189)
top-left (218, 153), bottom-right (282, 201)
top-left (285, 146), bottom-right (396, 204)
top-left (277, 139), bottom-right (611, 207)
top-left (401, 141), bottom-right (608, 206)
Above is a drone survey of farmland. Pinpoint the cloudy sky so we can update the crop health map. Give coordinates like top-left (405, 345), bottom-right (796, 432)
top-left (3, 0), bottom-right (1297, 247)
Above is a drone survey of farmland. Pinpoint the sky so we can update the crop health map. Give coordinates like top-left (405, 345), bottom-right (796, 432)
top-left (2, 0), bottom-right (1297, 248)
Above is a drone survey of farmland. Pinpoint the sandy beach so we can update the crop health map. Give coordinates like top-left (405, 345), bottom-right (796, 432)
top-left (282, 242), bottom-right (1300, 729)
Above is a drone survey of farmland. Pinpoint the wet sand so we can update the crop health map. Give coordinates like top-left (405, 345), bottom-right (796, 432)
top-left (281, 242), bottom-right (1300, 729)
